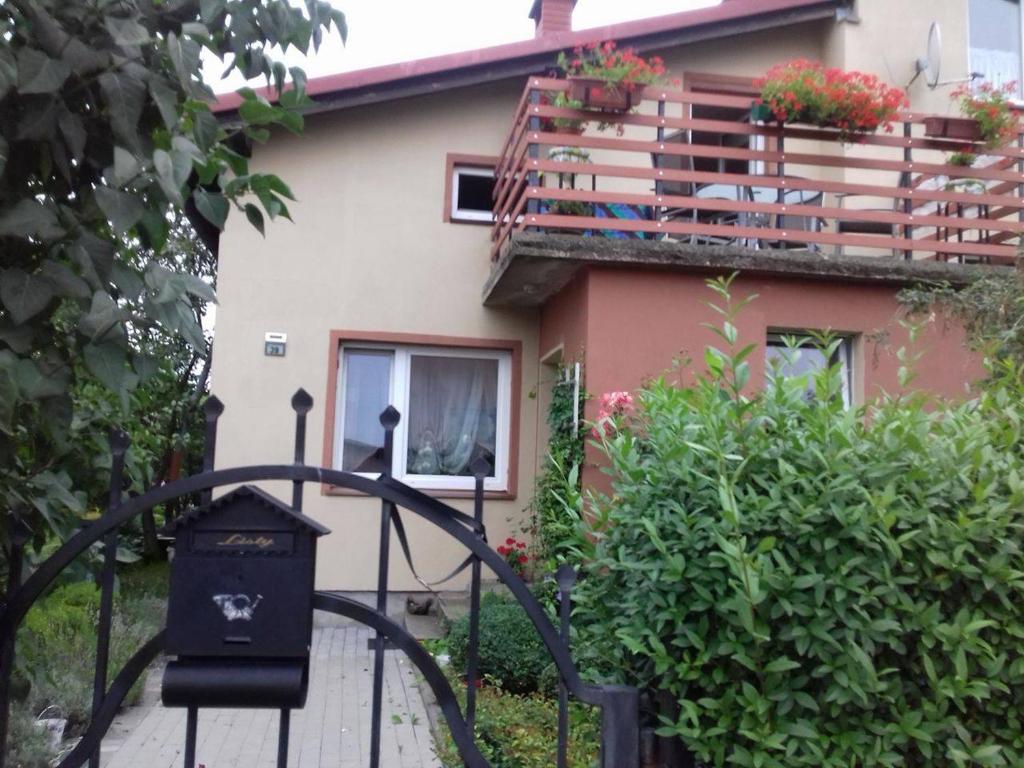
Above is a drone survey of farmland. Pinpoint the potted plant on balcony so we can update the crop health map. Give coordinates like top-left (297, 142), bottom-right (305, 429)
top-left (929, 81), bottom-right (1019, 161)
top-left (755, 59), bottom-right (908, 142)
top-left (539, 91), bottom-right (588, 134)
top-left (557, 41), bottom-right (666, 113)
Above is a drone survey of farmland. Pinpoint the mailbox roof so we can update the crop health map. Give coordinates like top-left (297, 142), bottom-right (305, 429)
top-left (162, 484), bottom-right (331, 536)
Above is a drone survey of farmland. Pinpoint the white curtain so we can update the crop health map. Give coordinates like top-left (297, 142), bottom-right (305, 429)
top-left (406, 356), bottom-right (498, 476)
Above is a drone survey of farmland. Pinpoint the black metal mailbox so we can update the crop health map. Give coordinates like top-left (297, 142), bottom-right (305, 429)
top-left (160, 484), bottom-right (329, 709)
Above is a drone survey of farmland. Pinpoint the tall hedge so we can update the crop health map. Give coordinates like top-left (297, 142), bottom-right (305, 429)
top-left (573, 281), bottom-right (1024, 767)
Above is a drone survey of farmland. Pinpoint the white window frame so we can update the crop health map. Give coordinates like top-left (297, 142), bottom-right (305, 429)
top-left (450, 165), bottom-right (496, 223)
top-left (334, 343), bottom-right (512, 492)
top-left (766, 333), bottom-right (853, 409)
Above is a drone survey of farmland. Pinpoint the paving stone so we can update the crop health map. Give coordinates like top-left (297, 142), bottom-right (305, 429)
top-left (101, 628), bottom-right (442, 768)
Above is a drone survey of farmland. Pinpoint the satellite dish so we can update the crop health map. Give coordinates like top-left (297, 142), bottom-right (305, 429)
top-left (913, 22), bottom-right (942, 89)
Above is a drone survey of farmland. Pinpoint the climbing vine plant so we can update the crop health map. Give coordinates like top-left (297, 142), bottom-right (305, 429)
top-left (531, 364), bottom-right (587, 570)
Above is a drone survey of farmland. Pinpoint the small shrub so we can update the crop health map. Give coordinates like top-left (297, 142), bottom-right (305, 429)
top-left (17, 563), bottom-right (168, 736)
top-left (448, 593), bottom-right (551, 695)
top-left (574, 277), bottom-right (1024, 767)
top-left (435, 670), bottom-right (600, 768)
top-left (4, 708), bottom-right (56, 768)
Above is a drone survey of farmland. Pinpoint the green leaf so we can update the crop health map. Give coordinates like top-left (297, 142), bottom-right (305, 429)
top-left (16, 48), bottom-right (70, 94)
top-left (83, 342), bottom-right (129, 393)
top-left (14, 358), bottom-right (65, 399)
top-left (166, 32), bottom-right (201, 93)
top-left (0, 321), bottom-right (33, 354)
top-left (57, 108), bottom-right (87, 161)
top-left (154, 148), bottom-right (193, 205)
top-left (104, 16), bottom-right (150, 47)
top-left (193, 189), bottom-right (228, 229)
top-left (111, 146), bottom-right (141, 186)
top-left (200, 0), bottom-right (228, 23)
top-left (78, 291), bottom-right (122, 341)
top-left (15, 97), bottom-right (58, 141)
top-left (95, 186), bottom-right (144, 234)
top-left (132, 354), bottom-right (161, 383)
top-left (0, 198), bottom-right (64, 240)
top-left (0, 47), bottom-right (16, 101)
top-left (764, 657), bottom-right (802, 674)
top-left (244, 203), bottom-right (265, 235)
top-left (39, 260), bottom-right (90, 299)
top-left (192, 108), bottom-right (220, 152)
top-left (149, 77), bottom-right (180, 129)
top-left (99, 69), bottom-right (146, 152)
top-left (0, 269), bottom-right (55, 323)
top-left (238, 96), bottom-right (280, 125)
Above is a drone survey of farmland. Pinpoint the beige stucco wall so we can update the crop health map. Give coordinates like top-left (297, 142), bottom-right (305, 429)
top-left (212, 80), bottom-right (540, 591)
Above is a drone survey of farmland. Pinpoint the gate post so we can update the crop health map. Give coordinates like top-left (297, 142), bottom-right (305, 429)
top-left (0, 512), bottom-right (31, 768)
top-left (601, 686), bottom-right (641, 768)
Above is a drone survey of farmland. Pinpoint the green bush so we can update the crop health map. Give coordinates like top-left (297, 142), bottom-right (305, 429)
top-left (4, 708), bottom-right (56, 768)
top-left (15, 564), bottom-right (168, 738)
top-left (435, 670), bottom-right (600, 768)
top-left (448, 593), bottom-right (552, 695)
top-left (573, 278), bottom-right (1024, 767)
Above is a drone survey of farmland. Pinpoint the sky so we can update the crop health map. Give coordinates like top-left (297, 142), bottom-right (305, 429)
top-left (208, 0), bottom-right (721, 92)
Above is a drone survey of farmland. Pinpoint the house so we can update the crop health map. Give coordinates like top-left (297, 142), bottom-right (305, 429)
top-left (210, 0), bottom-right (1023, 591)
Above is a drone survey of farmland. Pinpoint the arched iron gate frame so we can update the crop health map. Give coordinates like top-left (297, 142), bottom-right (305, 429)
top-left (0, 391), bottom-right (639, 768)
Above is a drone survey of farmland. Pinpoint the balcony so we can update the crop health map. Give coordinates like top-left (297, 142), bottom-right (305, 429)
top-left (486, 77), bottom-right (1022, 305)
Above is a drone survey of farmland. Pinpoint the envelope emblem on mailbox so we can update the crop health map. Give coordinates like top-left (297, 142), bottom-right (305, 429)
top-left (212, 593), bottom-right (263, 621)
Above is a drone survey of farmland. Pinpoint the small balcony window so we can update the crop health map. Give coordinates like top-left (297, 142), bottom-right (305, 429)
top-left (450, 164), bottom-right (496, 223)
top-left (766, 333), bottom-right (853, 408)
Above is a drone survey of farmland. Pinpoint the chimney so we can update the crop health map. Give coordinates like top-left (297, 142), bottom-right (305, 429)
top-left (529, 0), bottom-right (577, 37)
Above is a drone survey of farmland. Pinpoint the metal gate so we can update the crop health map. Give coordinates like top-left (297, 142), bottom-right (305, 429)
top-left (0, 390), bottom-right (639, 768)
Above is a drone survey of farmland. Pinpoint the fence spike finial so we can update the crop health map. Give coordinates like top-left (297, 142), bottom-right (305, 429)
top-left (379, 406), bottom-right (401, 429)
top-left (108, 428), bottom-right (130, 456)
top-left (556, 564), bottom-right (578, 593)
top-left (470, 456), bottom-right (491, 480)
top-left (291, 388), bottom-right (313, 414)
top-left (203, 394), bottom-right (225, 420)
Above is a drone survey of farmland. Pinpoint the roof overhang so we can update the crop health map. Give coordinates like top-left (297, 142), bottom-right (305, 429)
top-left (214, 0), bottom-right (847, 117)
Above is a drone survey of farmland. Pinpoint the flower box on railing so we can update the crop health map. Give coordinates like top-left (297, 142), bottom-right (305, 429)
top-left (567, 76), bottom-right (641, 112)
top-left (924, 116), bottom-right (983, 141)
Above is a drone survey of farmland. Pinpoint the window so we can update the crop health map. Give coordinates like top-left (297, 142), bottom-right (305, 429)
top-left (450, 165), bottom-right (496, 223)
top-left (334, 344), bottom-right (512, 491)
top-left (969, 0), bottom-right (1023, 99)
top-left (765, 334), bottom-right (852, 408)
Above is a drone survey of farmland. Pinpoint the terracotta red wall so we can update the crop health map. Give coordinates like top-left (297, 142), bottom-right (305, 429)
top-left (540, 270), bottom-right (590, 362)
top-left (543, 267), bottom-right (983, 424)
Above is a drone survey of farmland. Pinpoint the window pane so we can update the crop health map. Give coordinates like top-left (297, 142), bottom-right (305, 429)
top-left (455, 172), bottom-right (495, 213)
top-left (766, 340), bottom-right (849, 405)
top-left (970, 0), bottom-right (1022, 96)
top-left (406, 355), bottom-right (499, 477)
top-left (341, 350), bottom-right (392, 473)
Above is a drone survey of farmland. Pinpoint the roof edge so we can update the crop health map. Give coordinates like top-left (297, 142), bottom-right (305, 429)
top-left (213, 0), bottom-right (845, 115)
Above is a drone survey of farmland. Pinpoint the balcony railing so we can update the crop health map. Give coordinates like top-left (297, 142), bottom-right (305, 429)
top-left (491, 77), bottom-right (1024, 264)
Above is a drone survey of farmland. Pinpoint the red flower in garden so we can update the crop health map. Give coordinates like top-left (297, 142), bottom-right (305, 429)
top-left (592, 390), bottom-right (635, 438)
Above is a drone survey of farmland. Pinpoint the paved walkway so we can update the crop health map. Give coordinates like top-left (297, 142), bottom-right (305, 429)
top-left (100, 627), bottom-right (442, 768)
